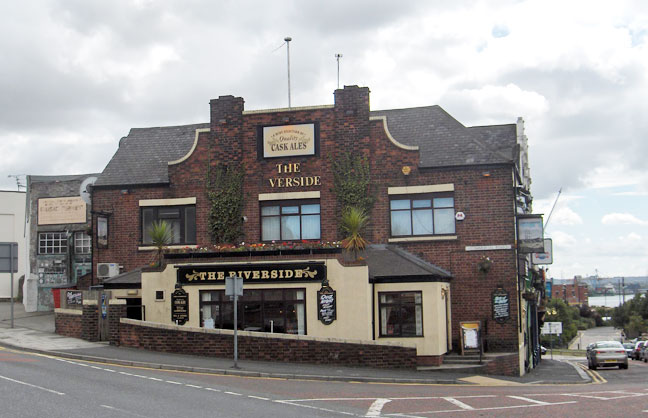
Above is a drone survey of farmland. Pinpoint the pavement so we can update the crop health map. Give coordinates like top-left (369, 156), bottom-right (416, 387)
top-left (0, 301), bottom-right (590, 385)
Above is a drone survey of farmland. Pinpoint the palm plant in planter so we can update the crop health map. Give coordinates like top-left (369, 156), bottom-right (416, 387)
top-left (340, 206), bottom-right (369, 261)
top-left (147, 220), bottom-right (173, 267)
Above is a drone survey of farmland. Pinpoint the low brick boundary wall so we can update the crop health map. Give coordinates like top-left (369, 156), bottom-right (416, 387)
top-left (54, 309), bottom-right (82, 339)
top-left (119, 319), bottom-right (418, 369)
top-left (484, 352), bottom-right (520, 376)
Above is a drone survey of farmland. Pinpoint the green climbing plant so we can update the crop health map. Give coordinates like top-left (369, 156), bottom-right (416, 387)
top-left (207, 163), bottom-right (245, 244)
top-left (329, 152), bottom-right (374, 238)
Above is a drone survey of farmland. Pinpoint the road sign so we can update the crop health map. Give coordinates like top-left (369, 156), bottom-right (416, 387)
top-left (0, 243), bottom-right (18, 273)
top-left (541, 321), bottom-right (562, 335)
top-left (0, 242), bottom-right (18, 328)
top-left (225, 276), bottom-right (243, 297)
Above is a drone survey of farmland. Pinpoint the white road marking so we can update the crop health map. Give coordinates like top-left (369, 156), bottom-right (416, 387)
top-left (248, 395), bottom-right (270, 401)
top-left (103, 369), bottom-right (116, 372)
top-left (100, 404), bottom-right (150, 417)
top-left (399, 400), bottom-right (578, 415)
top-left (0, 374), bottom-right (65, 395)
top-left (225, 391), bottom-right (242, 396)
top-left (508, 395), bottom-right (550, 405)
top-left (147, 377), bottom-right (163, 381)
top-left (205, 388), bottom-right (221, 392)
top-left (441, 397), bottom-right (474, 410)
top-left (275, 400), bottom-right (357, 416)
top-left (185, 384), bottom-right (202, 388)
top-left (365, 398), bottom-right (391, 416)
top-left (165, 380), bottom-right (182, 385)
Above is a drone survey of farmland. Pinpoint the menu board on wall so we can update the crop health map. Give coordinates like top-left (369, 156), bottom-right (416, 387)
top-left (492, 287), bottom-right (510, 324)
top-left (171, 288), bottom-right (189, 325)
top-left (317, 285), bottom-right (336, 325)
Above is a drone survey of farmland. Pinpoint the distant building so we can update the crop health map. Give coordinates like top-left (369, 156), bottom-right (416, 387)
top-left (0, 190), bottom-right (27, 299)
top-left (552, 277), bottom-right (588, 305)
top-left (26, 174), bottom-right (98, 310)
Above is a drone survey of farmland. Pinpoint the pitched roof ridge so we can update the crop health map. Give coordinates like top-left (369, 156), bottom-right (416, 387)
top-left (129, 122), bottom-right (208, 132)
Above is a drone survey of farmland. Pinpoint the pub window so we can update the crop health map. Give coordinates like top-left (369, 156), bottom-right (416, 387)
top-left (390, 194), bottom-right (455, 237)
top-left (260, 200), bottom-right (320, 242)
top-left (200, 288), bottom-right (306, 335)
top-left (74, 231), bottom-right (91, 255)
top-left (155, 290), bottom-right (164, 301)
top-left (38, 232), bottom-right (68, 254)
top-left (379, 291), bottom-right (423, 337)
top-left (141, 205), bottom-right (196, 245)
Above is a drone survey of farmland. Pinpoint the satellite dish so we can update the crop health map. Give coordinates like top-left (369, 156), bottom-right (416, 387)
top-left (79, 176), bottom-right (98, 204)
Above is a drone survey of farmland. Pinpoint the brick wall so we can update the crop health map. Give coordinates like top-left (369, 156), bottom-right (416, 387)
top-left (108, 302), bottom-right (128, 345)
top-left (54, 310), bottom-right (82, 339)
top-left (483, 352), bottom-right (520, 376)
top-left (93, 85), bottom-right (522, 356)
top-left (81, 303), bottom-right (99, 341)
top-left (119, 320), bottom-right (417, 369)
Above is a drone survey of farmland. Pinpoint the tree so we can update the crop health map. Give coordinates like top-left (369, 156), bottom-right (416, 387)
top-left (147, 220), bottom-right (173, 267)
top-left (340, 206), bottom-right (369, 260)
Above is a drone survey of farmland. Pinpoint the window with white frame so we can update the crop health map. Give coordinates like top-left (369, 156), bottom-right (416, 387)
top-left (390, 194), bottom-right (455, 237)
top-left (260, 200), bottom-right (320, 241)
top-left (74, 231), bottom-right (91, 254)
top-left (38, 232), bottom-right (68, 254)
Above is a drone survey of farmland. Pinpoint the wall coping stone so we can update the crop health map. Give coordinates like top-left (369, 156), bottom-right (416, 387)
top-left (109, 299), bottom-right (127, 305)
top-left (55, 308), bottom-right (82, 315)
top-left (120, 319), bottom-right (417, 349)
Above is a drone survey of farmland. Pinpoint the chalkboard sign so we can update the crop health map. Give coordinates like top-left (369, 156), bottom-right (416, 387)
top-left (171, 288), bottom-right (189, 325)
top-left (492, 287), bottom-right (510, 324)
top-left (66, 290), bottom-right (83, 306)
top-left (317, 285), bottom-right (336, 325)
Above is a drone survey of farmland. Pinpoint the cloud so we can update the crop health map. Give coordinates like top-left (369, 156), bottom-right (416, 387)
top-left (548, 230), bottom-right (578, 248)
top-left (602, 213), bottom-right (648, 226)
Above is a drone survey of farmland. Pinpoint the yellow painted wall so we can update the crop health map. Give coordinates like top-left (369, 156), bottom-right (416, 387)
top-left (374, 282), bottom-right (450, 356)
top-left (141, 259), bottom-right (450, 356)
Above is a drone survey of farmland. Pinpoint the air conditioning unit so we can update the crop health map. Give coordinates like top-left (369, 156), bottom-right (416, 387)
top-left (97, 262), bottom-right (120, 278)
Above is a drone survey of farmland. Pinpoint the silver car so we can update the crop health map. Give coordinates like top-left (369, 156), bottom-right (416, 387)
top-left (587, 341), bottom-right (629, 370)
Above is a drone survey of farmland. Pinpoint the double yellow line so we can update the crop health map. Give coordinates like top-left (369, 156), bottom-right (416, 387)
top-left (576, 362), bottom-right (606, 384)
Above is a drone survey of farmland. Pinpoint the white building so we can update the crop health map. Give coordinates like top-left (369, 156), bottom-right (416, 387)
top-left (0, 191), bottom-right (27, 299)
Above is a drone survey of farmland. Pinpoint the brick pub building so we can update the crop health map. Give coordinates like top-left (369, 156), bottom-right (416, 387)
top-left (84, 86), bottom-right (540, 375)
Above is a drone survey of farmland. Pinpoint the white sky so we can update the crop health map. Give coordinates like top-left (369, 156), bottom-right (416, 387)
top-left (1, 0), bottom-right (647, 279)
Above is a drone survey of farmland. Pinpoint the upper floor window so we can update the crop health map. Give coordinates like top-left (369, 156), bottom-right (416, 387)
top-left (390, 194), bottom-right (455, 237)
top-left (141, 205), bottom-right (196, 245)
top-left (74, 231), bottom-right (91, 254)
top-left (261, 200), bottom-right (320, 241)
top-left (39, 232), bottom-right (67, 254)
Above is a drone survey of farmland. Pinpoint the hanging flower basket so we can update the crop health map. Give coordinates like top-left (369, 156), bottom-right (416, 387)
top-left (522, 290), bottom-right (536, 301)
top-left (477, 256), bottom-right (493, 274)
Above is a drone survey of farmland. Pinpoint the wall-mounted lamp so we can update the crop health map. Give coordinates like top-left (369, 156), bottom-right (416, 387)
top-left (401, 166), bottom-right (411, 176)
top-left (218, 118), bottom-right (227, 125)
top-left (282, 116), bottom-right (290, 123)
top-left (482, 172), bottom-right (491, 177)
top-left (120, 189), bottom-right (129, 195)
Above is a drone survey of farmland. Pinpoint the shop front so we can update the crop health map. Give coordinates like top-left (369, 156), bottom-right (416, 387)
top-left (140, 252), bottom-right (451, 360)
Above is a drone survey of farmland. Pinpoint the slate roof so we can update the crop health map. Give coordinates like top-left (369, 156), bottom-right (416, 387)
top-left (95, 123), bottom-right (209, 187)
top-left (371, 106), bottom-right (515, 168)
top-left (96, 106), bottom-right (517, 187)
top-left (365, 244), bottom-right (452, 281)
top-left (102, 268), bottom-right (142, 289)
